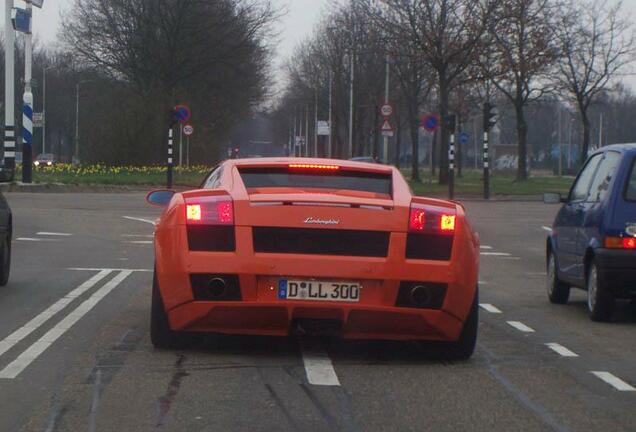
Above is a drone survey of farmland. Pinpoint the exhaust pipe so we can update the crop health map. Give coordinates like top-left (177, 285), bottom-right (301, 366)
top-left (208, 277), bottom-right (227, 298)
top-left (410, 285), bottom-right (431, 308)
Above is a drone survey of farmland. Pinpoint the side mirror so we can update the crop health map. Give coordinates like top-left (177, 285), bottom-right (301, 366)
top-left (544, 192), bottom-right (565, 204)
top-left (0, 167), bottom-right (15, 183)
top-left (146, 189), bottom-right (175, 207)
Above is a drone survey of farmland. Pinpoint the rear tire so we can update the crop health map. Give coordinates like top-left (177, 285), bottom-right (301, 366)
top-left (151, 270), bottom-right (182, 349)
top-left (440, 289), bottom-right (479, 361)
top-left (0, 231), bottom-right (11, 287)
top-left (547, 251), bottom-right (569, 304)
top-left (587, 260), bottom-right (614, 322)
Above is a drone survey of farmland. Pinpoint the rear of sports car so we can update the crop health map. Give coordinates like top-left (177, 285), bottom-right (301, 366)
top-left (153, 160), bottom-right (480, 356)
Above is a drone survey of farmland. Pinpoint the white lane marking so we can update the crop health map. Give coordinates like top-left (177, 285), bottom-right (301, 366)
top-left (68, 267), bottom-right (152, 272)
top-left (480, 245), bottom-right (493, 250)
top-left (125, 240), bottom-right (153, 245)
top-left (507, 321), bottom-right (535, 333)
top-left (478, 280), bottom-right (489, 286)
top-left (479, 303), bottom-right (502, 314)
top-left (0, 270), bottom-right (112, 359)
top-left (122, 234), bottom-right (153, 238)
top-left (16, 237), bottom-right (59, 242)
top-left (545, 343), bottom-right (579, 357)
top-left (0, 270), bottom-right (133, 379)
top-left (542, 226), bottom-right (553, 232)
top-left (591, 372), bottom-right (636, 392)
top-left (301, 341), bottom-right (340, 386)
top-left (481, 252), bottom-right (512, 257)
top-left (37, 232), bottom-right (72, 236)
top-left (123, 216), bottom-right (156, 225)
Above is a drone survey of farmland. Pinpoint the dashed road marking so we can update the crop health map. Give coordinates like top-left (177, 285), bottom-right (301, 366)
top-left (122, 234), bottom-right (153, 238)
top-left (0, 270), bottom-right (133, 379)
top-left (480, 245), bottom-right (493, 250)
top-left (0, 270), bottom-right (112, 360)
top-left (301, 340), bottom-right (340, 386)
top-left (542, 226), bottom-right (553, 232)
top-left (68, 267), bottom-right (152, 272)
top-left (507, 321), bottom-right (535, 333)
top-left (37, 232), bottom-right (72, 236)
top-left (591, 372), bottom-right (636, 392)
top-left (479, 303), bottom-right (502, 314)
top-left (123, 216), bottom-right (156, 225)
top-left (125, 240), bottom-right (153, 245)
top-left (545, 343), bottom-right (578, 357)
top-left (16, 237), bottom-right (59, 242)
top-left (481, 252), bottom-right (512, 257)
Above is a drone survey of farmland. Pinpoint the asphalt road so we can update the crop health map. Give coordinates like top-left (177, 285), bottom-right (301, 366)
top-left (0, 193), bottom-right (634, 432)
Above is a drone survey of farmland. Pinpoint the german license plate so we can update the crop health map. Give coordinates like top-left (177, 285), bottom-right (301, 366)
top-left (278, 279), bottom-right (360, 302)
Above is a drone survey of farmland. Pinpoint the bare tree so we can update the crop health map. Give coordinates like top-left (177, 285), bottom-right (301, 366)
top-left (555, 0), bottom-right (635, 162)
top-left (367, 0), bottom-right (494, 183)
top-left (485, 0), bottom-right (560, 180)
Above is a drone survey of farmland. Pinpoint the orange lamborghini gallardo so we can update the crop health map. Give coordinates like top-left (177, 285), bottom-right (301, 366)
top-left (147, 158), bottom-right (480, 359)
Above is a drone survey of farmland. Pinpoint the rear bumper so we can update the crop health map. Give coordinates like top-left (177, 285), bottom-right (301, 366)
top-left (595, 249), bottom-right (636, 298)
top-left (168, 301), bottom-right (464, 341)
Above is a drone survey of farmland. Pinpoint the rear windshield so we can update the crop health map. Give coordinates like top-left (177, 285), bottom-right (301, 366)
top-left (626, 158), bottom-right (636, 201)
top-left (239, 167), bottom-right (392, 196)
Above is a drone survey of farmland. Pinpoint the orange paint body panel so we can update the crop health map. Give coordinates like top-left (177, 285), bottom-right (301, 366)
top-left (153, 158), bottom-right (479, 342)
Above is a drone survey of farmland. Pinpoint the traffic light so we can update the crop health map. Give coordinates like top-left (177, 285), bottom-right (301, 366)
top-left (444, 114), bottom-right (456, 132)
top-left (483, 103), bottom-right (497, 131)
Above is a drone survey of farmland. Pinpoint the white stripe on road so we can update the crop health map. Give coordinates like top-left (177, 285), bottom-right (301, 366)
top-left (16, 237), bottom-right (59, 242)
top-left (122, 234), bottom-right (153, 238)
top-left (507, 321), bottom-right (535, 333)
top-left (591, 372), bottom-right (636, 392)
top-left (481, 252), bottom-right (512, 257)
top-left (68, 267), bottom-right (152, 272)
top-left (480, 245), bottom-right (493, 250)
top-left (0, 270), bottom-right (133, 379)
top-left (123, 216), bottom-right (156, 225)
top-left (36, 232), bottom-right (72, 236)
top-left (542, 226), bottom-right (553, 232)
top-left (545, 343), bottom-right (578, 357)
top-left (125, 240), bottom-right (153, 245)
top-left (301, 341), bottom-right (340, 386)
top-left (0, 270), bottom-right (112, 359)
top-left (479, 303), bottom-right (502, 314)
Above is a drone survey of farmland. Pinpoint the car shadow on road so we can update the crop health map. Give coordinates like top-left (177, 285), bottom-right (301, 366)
top-left (568, 299), bottom-right (636, 324)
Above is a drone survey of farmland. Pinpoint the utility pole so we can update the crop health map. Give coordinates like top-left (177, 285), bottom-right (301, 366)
top-left (305, 104), bottom-right (309, 157)
top-left (22, 0), bottom-right (34, 183)
top-left (446, 115), bottom-right (456, 199)
top-left (328, 72), bottom-right (333, 158)
top-left (348, 50), bottom-right (354, 158)
top-left (383, 54), bottom-right (390, 163)
top-left (4, 0), bottom-right (16, 175)
top-left (75, 83), bottom-right (80, 164)
top-left (42, 66), bottom-right (47, 155)
top-left (314, 91), bottom-right (318, 157)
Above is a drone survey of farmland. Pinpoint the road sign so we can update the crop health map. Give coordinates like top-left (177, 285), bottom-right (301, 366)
top-left (459, 132), bottom-right (469, 145)
top-left (33, 112), bottom-right (44, 128)
top-left (29, 0), bottom-right (45, 8)
top-left (380, 103), bottom-right (394, 118)
top-left (11, 8), bottom-right (31, 34)
top-left (172, 105), bottom-right (191, 123)
top-left (317, 120), bottom-right (330, 136)
top-left (381, 119), bottom-right (394, 137)
top-left (183, 124), bottom-right (194, 136)
top-left (421, 114), bottom-right (440, 133)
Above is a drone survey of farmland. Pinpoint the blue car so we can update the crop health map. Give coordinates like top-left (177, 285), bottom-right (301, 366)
top-left (545, 144), bottom-right (636, 321)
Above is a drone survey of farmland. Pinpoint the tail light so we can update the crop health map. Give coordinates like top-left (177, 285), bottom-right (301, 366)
top-left (407, 203), bottom-right (456, 260)
top-left (184, 195), bottom-right (235, 251)
top-left (185, 196), bottom-right (234, 225)
top-left (605, 236), bottom-right (636, 249)
top-left (408, 204), bottom-right (456, 234)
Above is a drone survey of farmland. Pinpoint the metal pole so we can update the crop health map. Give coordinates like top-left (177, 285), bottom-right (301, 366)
top-left (4, 0), bottom-right (15, 173)
top-left (473, 117), bottom-right (477, 170)
top-left (293, 110), bottom-right (297, 157)
top-left (314, 91), bottom-right (318, 158)
top-left (328, 72), bottom-right (333, 158)
top-left (42, 67), bottom-right (46, 154)
top-left (167, 127), bottom-right (173, 188)
top-left (383, 54), bottom-right (390, 163)
top-left (558, 106), bottom-right (562, 176)
top-left (305, 104), bottom-right (309, 158)
top-left (22, 0), bottom-right (33, 183)
top-left (449, 132), bottom-right (455, 199)
top-left (349, 51), bottom-right (354, 158)
top-left (179, 123), bottom-right (183, 166)
top-left (186, 136), bottom-right (190, 167)
top-left (599, 112), bottom-right (603, 148)
top-left (75, 83), bottom-right (80, 164)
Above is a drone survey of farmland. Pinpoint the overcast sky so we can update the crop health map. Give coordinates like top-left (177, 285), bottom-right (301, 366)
top-left (2, 0), bottom-right (635, 89)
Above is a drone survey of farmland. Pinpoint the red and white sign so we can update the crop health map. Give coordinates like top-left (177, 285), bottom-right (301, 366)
top-left (380, 119), bottom-right (394, 137)
top-left (380, 103), bottom-right (394, 118)
top-left (183, 124), bottom-right (194, 136)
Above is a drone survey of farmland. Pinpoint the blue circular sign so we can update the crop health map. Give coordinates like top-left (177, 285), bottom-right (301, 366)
top-left (421, 114), bottom-right (440, 133)
top-left (172, 105), bottom-right (191, 123)
top-left (459, 132), bottom-right (470, 145)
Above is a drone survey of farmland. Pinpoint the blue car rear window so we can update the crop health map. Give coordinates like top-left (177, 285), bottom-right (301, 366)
top-left (626, 158), bottom-right (636, 201)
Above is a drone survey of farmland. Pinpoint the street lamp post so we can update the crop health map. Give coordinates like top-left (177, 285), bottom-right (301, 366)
top-left (42, 66), bottom-right (49, 155)
top-left (21, 0), bottom-right (34, 183)
top-left (382, 54), bottom-right (390, 163)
